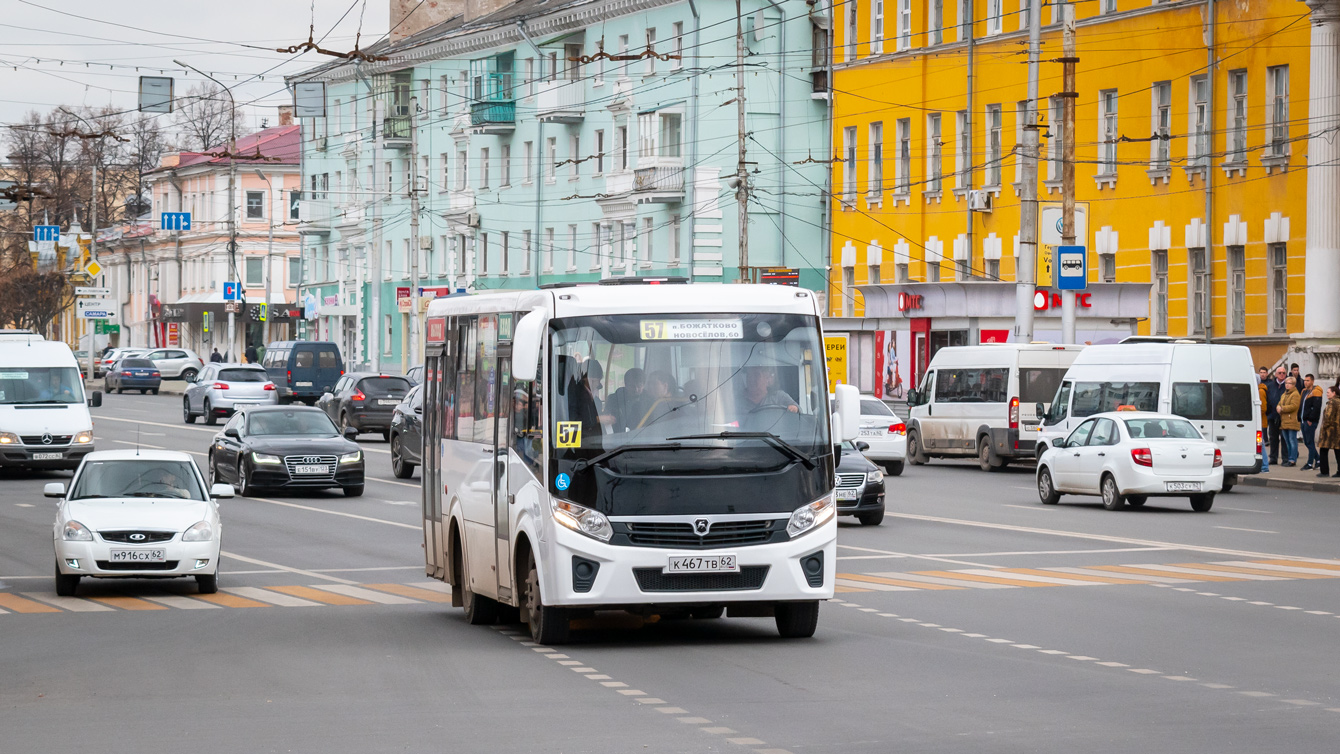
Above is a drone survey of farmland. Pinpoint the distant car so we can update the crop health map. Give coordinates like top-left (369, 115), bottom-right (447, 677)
top-left (208, 405), bottom-right (365, 497)
top-left (183, 363), bottom-right (278, 425)
top-left (141, 347), bottom-right (205, 381)
top-left (317, 372), bottom-right (413, 441)
top-left (48, 449), bottom-right (232, 596)
top-left (389, 384), bottom-right (424, 478)
top-left (1036, 411), bottom-right (1223, 512)
top-left (856, 395), bottom-right (907, 476)
top-left (405, 365), bottom-right (424, 386)
top-left (103, 358), bottom-right (162, 394)
top-left (262, 341), bottom-right (344, 405)
top-left (97, 348), bottom-right (145, 377)
top-left (835, 440), bottom-right (886, 526)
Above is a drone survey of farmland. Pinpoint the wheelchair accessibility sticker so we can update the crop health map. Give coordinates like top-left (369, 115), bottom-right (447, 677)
top-left (555, 473), bottom-right (571, 491)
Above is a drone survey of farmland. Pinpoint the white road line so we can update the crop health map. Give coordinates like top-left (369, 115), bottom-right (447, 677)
top-left (868, 571), bottom-right (1016, 589)
top-left (310, 584), bottom-right (421, 604)
top-left (1214, 526), bottom-right (1278, 534)
top-left (924, 547), bottom-right (1173, 557)
top-left (112, 440), bottom-right (166, 449)
top-left (14, 503), bottom-right (35, 508)
top-left (243, 495), bottom-right (419, 530)
top-left (96, 416), bottom-right (217, 433)
top-left (1217, 561), bottom-right (1340, 576)
top-left (835, 544), bottom-right (994, 568)
top-left (220, 551), bottom-right (360, 584)
top-left (20, 593), bottom-right (115, 612)
top-left (954, 569), bottom-right (1110, 586)
top-left (142, 595), bottom-right (220, 610)
top-left (308, 565), bottom-right (422, 573)
top-left (1125, 564), bottom-right (1287, 581)
top-left (223, 586), bottom-right (321, 607)
top-left (1221, 507), bottom-right (1272, 513)
top-left (1042, 567), bottom-right (1194, 584)
top-left (834, 578), bottom-right (915, 591)
top-left (1003, 504), bottom-right (1052, 511)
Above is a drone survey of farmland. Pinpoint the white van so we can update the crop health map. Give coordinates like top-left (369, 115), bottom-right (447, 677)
top-left (0, 340), bottom-right (102, 471)
top-left (1036, 340), bottom-right (1260, 491)
top-left (906, 344), bottom-right (1085, 471)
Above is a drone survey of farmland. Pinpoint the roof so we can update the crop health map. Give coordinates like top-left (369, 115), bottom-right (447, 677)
top-left (151, 125), bottom-right (301, 173)
top-left (83, 449), bottom-right (196, 462)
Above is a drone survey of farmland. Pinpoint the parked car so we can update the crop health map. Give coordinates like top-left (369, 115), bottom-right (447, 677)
top-left (104, 358), bottom-right (162, 394)
top-left (317, 372), bottom-right (413, 441)
top-left (389, 384), bottom-right (424, 478)
top-left (207, 405), bottom-right (364, 497)
top-left (1036, 411), bottom-right (1223, 512)
top-left (856, 395), bottom-right (907, 476)
top-left (141, 347), bottom-right (205, 381)
top-left (48, 449), bottom-right (232, 596)
top-left (835, 440), bottom-right (886, 525)
top-left (183, 363), bottom-right (278, 425)
top-left (97, 348), bottom-right (144, 377)
top-left (406, 365), bottom-right (424, 386)
top-left (263, 341), bottom-right (344, 405)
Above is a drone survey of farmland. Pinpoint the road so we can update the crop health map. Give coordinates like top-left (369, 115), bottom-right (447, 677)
top-left (3, 393), bottom-right (1339, 753)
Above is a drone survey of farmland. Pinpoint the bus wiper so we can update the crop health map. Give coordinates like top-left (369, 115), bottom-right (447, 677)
top-left (571, 442), bottom-right (684, 472)
top-left (666, 431), bottom-right (816, 469)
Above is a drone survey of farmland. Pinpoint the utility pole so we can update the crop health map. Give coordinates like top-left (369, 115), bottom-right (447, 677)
top-left (406, 96), bottom-right (422, 374)
top-left (369, 98), bottom-right (385, 372)
top-left (254, 169), bottom-right (275, 347)
top-left (735, 0), bottom-right (750, 284)
top-left (1059, 3), bottom-right (1078, 344)
top-left (1015, 0), bottom-right (1042, 343)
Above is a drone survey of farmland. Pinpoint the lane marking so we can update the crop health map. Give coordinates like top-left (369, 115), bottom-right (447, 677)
top-left (310, 584), bottom-right (421, 605)
top-left (913, 570), bottom-right (1061, 588)
top-left (362, 583), bottom-right (454, 603)
top-left (1256, 558), bottom-right (1340, 572)
top-left (193, 592), bottom-right (270, 609)
top-left (1045, 566), bottom-right (1195, 584)
top-left (1086, 565), bottom-right (1245, 582)
top-left (224, 587), bottom-right (322, 607)
top-left (142, 595), bottom-right (220, 610)
top-left (89, 595), bottom-right (168, 611)
top-left (836, 544), bottom-right (994, 568)
top-left (267, 585), bottom-right (372, 606)
top-left (954, 569), bottom-right (1105, 587)
top-left (1000, 568), bottom-right (1150, 585)
top-left (20, 593), bottom-right (115, 612)
top-left (1183, 563), bottom-right (1335, 580)
top-left (96, 415), bottom-right (217, 434)
top-left (924, 547), bottom-right (1173, 557)
top-left (836, 573), bottom-right (960, 590)
top-left (1214, 526), bottom-right (1278, 534)
top-left (1149, 564), bottom-right (1287, 581)
top-left (1003, 504), bottom-right (1052, 511)
top-left (221, 551), bottom-right (360, 584)
top-left (112, 440), bottom-right (166, 449)
top-left (834, 578), bottom-right (914, 591)
top-left (240, 496), bottom-right (419, 530)
top-left (0, 593), bottom-right (64, 613)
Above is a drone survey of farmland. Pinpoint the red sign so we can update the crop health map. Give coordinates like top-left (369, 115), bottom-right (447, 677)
top-left (396, 286), bottom-right (412, 313)
top-left (980, 329), bottom-right (1010, 344)
top-left (166, 322), bottom-right (180, 346)
top-left (897, 292), bottom-right (923, 312)
top-left (426, 317), bottom-right (446, 344)
top-left (1033, 290), bottom-right (1092, 311)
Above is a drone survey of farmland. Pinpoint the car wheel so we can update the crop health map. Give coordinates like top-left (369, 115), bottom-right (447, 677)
top-left (181, 368), bottom-right (198, 382)
top-left (343, 484), bottom-right (364, 497)
top-left (1126, 495), bottom-right (1148, 507)
top-left (150, 388), bottom-right (159, 395)
top-left (339, 412), bottom-right (353, 436)
top-left (141, 389), bottom-right (148, 395)
top-left (382, 429), bottom-right (391, 443)
top-left (204, 400), bottom-right (217, 425)
top-left (207, 453), bottom-right (218, 486)
top-left (236, 461), bottom-right (254, 497)
top-left (1101, 474), bottom-right (1126, 511)
top-left (195, 572), bottom-right (219, 594)
top-left (54, 560), bottom-right (80, 597)
top-left (857, 508), bottom-right (885, 526)
top-left (1190, 492), bottom-right (1216, 512)
top-left (1037, 467), bottom-right (1061, 505)
top-left (1222, 474), bottom-right (1238, 493)
top-left (463, 554), bottom-right (500, 626)
top-left (523, 552), bottom-right (570, 643)
top-left (978, 438), bottom-right (1004, 472)
top-left (907, 431), bottom-right (927, 465)
top-left (183, 397), bottom-right (196, 424)
top-left (774, 601), bottom-right (820, 639)
top-left (391, 436), bottom-right (416, 479)
top-left (885, 461), bottom-right (904, 477)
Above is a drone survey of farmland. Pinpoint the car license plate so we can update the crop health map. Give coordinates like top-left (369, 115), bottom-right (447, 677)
top-left (109, 549), bottom-right (167, 563)
top-left (378, 399), bottom-right (399, 406)
top-left (860, 428), bottom-right (882, 436)
top-left (296, 381), bottom-right (313, 387)
top-left (295, 464), bottom-right (330, 475)
top-left (666, 554), bottom-right (738, 573)
top-left (1166, 481), bottom-right (1202, 492)
top-left (836, 489), bottom-right (860, 501)
top-left (32, 452), bottom-right (62, 460)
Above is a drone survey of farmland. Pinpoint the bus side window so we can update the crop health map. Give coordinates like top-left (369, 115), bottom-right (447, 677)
top-left (474, 315), bottom-right (497, 444)
top-left (457, 316), bottom-right (477, 440)
top-left (1051, 382), bottom-right (1072, 423)
top-left (513, 357), bottom-right (544, 476)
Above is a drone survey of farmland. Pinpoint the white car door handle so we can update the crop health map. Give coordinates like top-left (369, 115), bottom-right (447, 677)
top-left (1097, 452), bottom-right (1106, 457)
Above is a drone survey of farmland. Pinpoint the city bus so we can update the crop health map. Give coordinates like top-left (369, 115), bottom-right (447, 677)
top-left (418, 279), bottom-right (860, 643)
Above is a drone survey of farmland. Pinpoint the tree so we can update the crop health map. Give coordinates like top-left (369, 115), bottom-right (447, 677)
top-left (172, 82), bottom-right (244, 152)
top-left (0, 260), bottom-right (75, 336)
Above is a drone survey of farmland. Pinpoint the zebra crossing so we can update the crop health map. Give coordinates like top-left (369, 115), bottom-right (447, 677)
top-left (0, 581), bottom-right (452, 614)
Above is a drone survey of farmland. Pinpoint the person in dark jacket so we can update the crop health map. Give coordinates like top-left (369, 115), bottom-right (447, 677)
top-left (244, 344), bottom-right (259, 364)
top-left (1317, 385), bottom-right (1340, 477)
top-left (1300, 374), bottom-right (1324, 470)
top-left (1265, 365), bottom-right (1288, 464)
top-left (209, 348), bottom-right (224, 363)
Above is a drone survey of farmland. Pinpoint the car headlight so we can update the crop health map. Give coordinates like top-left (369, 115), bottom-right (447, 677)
top-left (866, 469), bottom-right (883, 483)
top-left (786, 493), bottom-right (836, 539)
top-left (0, 431), bottom-right (19, 445)
top-left (62, 520), bottom-right (93, 541)
top-left (552, 499), bottom-right (613, 542)
top-left (74, 430), bottom-right (93, 444)
top-left (182, 520), bottom-right (214, 542)
top-left (339, 450), bottom-right (362, 464)
top-left (252, 452), bottom-right (282, 465)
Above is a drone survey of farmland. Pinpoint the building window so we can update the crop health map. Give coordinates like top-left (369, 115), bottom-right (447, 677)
top-left (956, 257), bottom-right (970, 281)
top-left (670, 214), bottom-right (681, 264)
top-left (592, 223), bottom-right (604, 270)
top-left (619, 35), bottom-right (631, 76)
top-left (896, 118), bottom-right (911, 193)
top-left (641, 218), bottom-right (653, 265)
top-left (898, 0), bottom-right (911, 50)
top-left (501, 145), bottom-right (511, 186)
top-left (1048, 96), bottom-right (1063, 180)
top-left (842, 267), bottom-right (855, 316)
top-left (1100, 0), bottom-right (1115, 13)
top-left (872, 0), bottom-right (884, 54)
top-left (523, 141), bottom-right (534, 183)
top-left (479, 147), bottom-right (490, 189)
top-left (1098, 90), bottom-right (1118, 175)
top-left (1228, 69), bottom-right (1248, 163)
top-left (1267, 65), bottom-right (1289, 157)
top-left (383, 316), bottom-right (393, 355)
top-left (386, 161), bottom-right (394, 193)
top-left (245, 190), bottom-right (265, 220)
top-left (928, 259), bottom-right (941, 282)
top-left (1019, 0), bottom-right (1031, 32)
top-left (288, 191), bottom-right (301, 221)
top-left (1153, 250), bottom-right (1168, 335)
top-left (1190, 75), bottom-right (1210, 168)
top-left (1014, 101), bottom-right (1027, 184)
top-left (1269, 243), bottom-right (1288, 333)
top-left (843, 126), bottom-right (858, 200)
top-left (455, 149), bottom-right (467, 190)
top-left (986, 258), bottom-right (1000, 279)
top-left (1189, 247), bottom-right (1208, 337)
top-left (847, 0), bottom-right (859, 62)
top-left (569, 134), bottom-right (581, 180)
top-left (568, 225), bottom-right (578, 271)
top-left (479, 232), bottom-right (489, 275)
top-left (1099, 254), bottom-right (1116, 283)
top-left (288, 257), bottom-right (301, 287)
top-left (645, 28), bottom-right (657, 76)
top-left (869, 122), bottom-right (884, 195)
top-left (672, 22), bottom-right (684, 69)
top-left (245, 257), bottom-right (263, 286)
top-left (594, 130), bottom-right (605, 174)
top-left (1229, 245), bottom-right (1246, 334)
top-left (1152, 82), bottom-right (1171, 169)
top-left (896, 263), bottom-right (910, 283)
top-left (955, 110), bottom-right (970, 189)
top-left (500, 231), bottom-right (510, 275)
top-left (869, 262), bottom-right (881, 285)
top-left (543, 228), bottom-right (554, 272)
top-left (927, 113), bottom-right (943, 192)
top-left (985, 104), bottom-right (1002, 186)
top-left (545, 137), bottom-right (557, 183)
top-left (616, 124), bottom-right (629, 170)
top-left (987, 0), bottom-right (1002, 34)
top-left (930, 0), bottom-right (943, 45)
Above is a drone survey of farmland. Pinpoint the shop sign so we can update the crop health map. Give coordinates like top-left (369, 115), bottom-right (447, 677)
top-left (824, 335), bottom-right (848, 394)
top-left (897, 292), bottom-right (923, 312)
top-left (1033, 290), bottom-right (1093, 311)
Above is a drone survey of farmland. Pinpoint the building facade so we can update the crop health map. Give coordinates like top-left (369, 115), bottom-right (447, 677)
top-left (291, 0), bottom-right (832, 371)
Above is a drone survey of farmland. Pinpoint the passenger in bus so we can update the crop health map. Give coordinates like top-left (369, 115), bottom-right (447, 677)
top-left (567, 359), bottom-right (612, 447)
top-left (636, 371), bottom-right (682, 429)
top-left (605, 367), bottom-right (651, 433)
top-left (739, 366), bottom-right (798, 414)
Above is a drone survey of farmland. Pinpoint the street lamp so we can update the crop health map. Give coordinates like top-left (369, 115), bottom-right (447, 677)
top-left (254, 169), bottom-right (274, 347)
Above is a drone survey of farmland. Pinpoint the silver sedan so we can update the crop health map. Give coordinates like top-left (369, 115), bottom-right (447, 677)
top-left (183, 363), bottom-right (278, 425)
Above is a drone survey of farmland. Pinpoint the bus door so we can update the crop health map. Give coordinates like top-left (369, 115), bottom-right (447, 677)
top-left (422, 352), bottom-right (440, 577)
top-left (493, 351), bottom-right (514, 602)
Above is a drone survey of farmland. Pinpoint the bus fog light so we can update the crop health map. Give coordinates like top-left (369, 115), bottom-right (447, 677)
top-left (787, 494), bottom-right (835, 538)
top-left (553, 500), bottom-right (613, 542)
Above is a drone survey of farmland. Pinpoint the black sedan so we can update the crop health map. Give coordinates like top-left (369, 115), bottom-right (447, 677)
top-left (389, 384), bottom-right (423, 479)
top-left (104, 358), bottom-right (162, 394)
top-left (208, 405), bottom-right (365, 497)
top-left (316, 372), bottom-right (413, 441)
top-left (835, 440), bottom-right (886, 526)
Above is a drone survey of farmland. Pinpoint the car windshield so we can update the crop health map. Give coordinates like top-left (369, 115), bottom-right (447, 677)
top-left (246, 410), bottom-right (338, 436)
top-left (0, 366), bottom-right (85, 405)
top-left (358, 376), bottom-right (411, 397)
top-left (218, 368), bottom-right (267, 382)
top-left (860, 398), bottom-right (895, 416)
top-left (120, 359), bottom-right (155, 368)
top-left (1124, 418), bottom-right (1202, 440)
top-left (70, 460), bottom-right (206, 500)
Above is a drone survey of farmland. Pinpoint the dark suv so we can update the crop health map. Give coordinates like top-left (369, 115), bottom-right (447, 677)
top-left (263, 341), bottom-right (343, 405)
top-left (835, 441), bottom-right (887, 526)
top-left (316, 372), bottom-right (413, 441)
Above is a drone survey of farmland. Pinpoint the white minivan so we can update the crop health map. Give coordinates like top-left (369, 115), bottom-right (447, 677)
top-left (0, 340), bottom-right (102, 471)
top-left (906, 343), bottom-right (1085, 471)
top-left (1035, 339), bottom-right (1260, 492)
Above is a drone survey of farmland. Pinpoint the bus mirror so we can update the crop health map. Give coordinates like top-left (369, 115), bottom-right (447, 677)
top-left (511, 309), bottom-right (548, 382)
top-left (834, 384), bottom-right (861, 442)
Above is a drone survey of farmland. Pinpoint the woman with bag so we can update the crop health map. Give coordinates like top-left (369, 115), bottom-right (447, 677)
top-left (1277, 377), bottom-right (1302, 466)
top-left (1317, 385), bottom-right (1340, 478)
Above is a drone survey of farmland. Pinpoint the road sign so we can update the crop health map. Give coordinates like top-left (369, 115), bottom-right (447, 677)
top-left (94, 322), bottom-right (120, 335)
top-left (138, 75), bottom-right (174, 113)
top-left (160, 212), bottom-right (191, 231)
top-left (33, 225), bottom-right (59, 242)
top-left (1056, 246), bottom-right (1088, 290)
top-left (224, 301), bottom-right (241, 314)
top-left (293, 81), bottom-right (327, 118)
top-left (223, 282), bottom-right (239, 300)
top-left (77, 298), bottom-right (114, 320)
top-left (84, 260), bottom-right (102, 278)
top-left (76, 286), bottom-right (111, 297)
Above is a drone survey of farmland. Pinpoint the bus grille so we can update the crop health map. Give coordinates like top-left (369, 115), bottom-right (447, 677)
top-left (624, 520), bottom-right (776, 548)
top-left (633, 565), bottom-right (770, 592)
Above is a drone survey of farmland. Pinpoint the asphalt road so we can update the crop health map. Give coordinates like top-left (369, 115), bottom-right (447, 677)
top-left (3, 393), bottom-right (1339, 753)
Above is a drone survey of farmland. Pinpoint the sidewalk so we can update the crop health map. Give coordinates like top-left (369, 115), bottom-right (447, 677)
top-left (1241, 459), bottom-right (1340, 494)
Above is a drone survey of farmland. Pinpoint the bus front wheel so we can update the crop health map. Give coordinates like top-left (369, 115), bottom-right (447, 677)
top-left (774, 601), bottom-right (820, 638)
top-left (524, 554), bottom-right (571, 644)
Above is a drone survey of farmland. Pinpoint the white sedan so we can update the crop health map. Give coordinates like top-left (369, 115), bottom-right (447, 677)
top-left (1035, 412), bottom-right (1223, 512)
top-left (841, 395), bottom-right (907, 476)
top-left (50, 450), bottom-right (233, 596)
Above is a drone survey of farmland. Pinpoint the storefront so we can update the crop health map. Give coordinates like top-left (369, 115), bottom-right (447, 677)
top-left (823, 282), bottom-right (1152, 400)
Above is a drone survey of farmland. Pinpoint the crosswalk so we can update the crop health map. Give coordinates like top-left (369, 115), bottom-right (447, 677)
top-left (0, 581), bottom-right (452, 615)
top-left (835, 558), bottom-right (1340, 593)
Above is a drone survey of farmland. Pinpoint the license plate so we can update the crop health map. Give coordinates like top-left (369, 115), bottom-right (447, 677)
top-left (836, 488), bottom-right (860, 501)
top-left (32, 452), bottom-right (63, 460)
top-left (109, 549), bottom-right (166, 562)
top-left (666, 554), bottom-right (738, 573)
top-left (378, 399), bottom-right (399, 406)
top-left (296, 381), bottom-right (313, 387)
top-left (1166, 482), bottom-right (1202, 492)
top-left (860, 428), bottom-right (882, 436)
top-left (294, 464), bottom-right (330, 475)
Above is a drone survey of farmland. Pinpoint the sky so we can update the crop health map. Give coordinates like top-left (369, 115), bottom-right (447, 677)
top-left (0, 0), bottom-right (389, 139)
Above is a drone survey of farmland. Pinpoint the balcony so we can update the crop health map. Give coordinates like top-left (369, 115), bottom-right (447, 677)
top-left (297, 200), bottom-right (331, 235)
top-left (536, 80), bottom-right (585, 123)
top-left (810, 69), bottom-right (830, 100)
top-left (604, 170), bottom-right (634, 196)
top-left (631, 161), bottom-right (685, 203)
top-left (470, 100), bottom-right (515, 134)
top-left (383, 115), bottom-right (411, 149)
top-left (332, 203), bottom-right (364, 228)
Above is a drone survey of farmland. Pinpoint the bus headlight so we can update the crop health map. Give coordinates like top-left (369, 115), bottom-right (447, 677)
top-left (553, 500), bottom-right (613, 542)
top-left (74, 430), bottom-right (93, 444)
top-left (786, 493), bottom-right (836, 539)
top-left (0, 432), bottom-right (19, 445)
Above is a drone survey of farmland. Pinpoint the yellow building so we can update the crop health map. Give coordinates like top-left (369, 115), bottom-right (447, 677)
top-left (828, 0), bottom-right (1311, 369)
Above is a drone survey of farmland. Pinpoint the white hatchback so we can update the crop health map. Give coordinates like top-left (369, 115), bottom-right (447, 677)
top-left (49, 450), bottom-right (233, 595)
top-left (854, 395), bottom-right (907, 476)
top-left (1035, 412), bottom-right (1223, 512)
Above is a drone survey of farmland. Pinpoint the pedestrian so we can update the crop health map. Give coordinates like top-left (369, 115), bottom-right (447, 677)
top-left (209, 347), bottom-right (223, 363)
top-left (1317, 384), bottom-right (1340, 478)
top-left (244, 343), bottom-right (258, 364)
top-left (1278, 376), bottom-right (1301, 466)
top-left (1300, 374), bottom-right (1324, 470)
top-left (1258, 366), bottom-right (1269, 384)
top-left (1257, 379), bottom-right (1270, 473)
top-left (1265, 365), bottom-right (1288, 464)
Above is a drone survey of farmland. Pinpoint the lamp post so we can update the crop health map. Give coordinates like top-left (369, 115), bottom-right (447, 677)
top-left (254, 169), bottom-right (275, 348)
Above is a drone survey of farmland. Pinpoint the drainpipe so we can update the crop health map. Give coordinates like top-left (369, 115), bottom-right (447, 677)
top-left (518, 20), bottom-right (546, 289)
top-left (964, 1), bottom-right (975, 284)
top-left (763, 0), bottom-right (787, 268)
top-left (1203, 0), bottom-right (1216, 343)
top-left (687, 0), bottom-right (702, 280)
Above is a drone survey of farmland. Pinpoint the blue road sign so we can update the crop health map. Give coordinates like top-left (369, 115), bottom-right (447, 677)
top-left (223, 282), bottom-right (239, 301)
top-left (33, 225), bottom-right (59, 242)
top-left (1056, 245), bottom-right (1088, 291)
top-left (160, 212), bottom-right (192, 231)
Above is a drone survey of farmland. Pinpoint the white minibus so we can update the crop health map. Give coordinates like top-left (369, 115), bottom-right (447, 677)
top-left (0, 340), bottom-right (102, 470)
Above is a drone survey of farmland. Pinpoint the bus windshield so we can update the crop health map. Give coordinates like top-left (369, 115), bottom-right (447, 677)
top-left (549, 312), bottom-right (831, 511)
top-left (0, 367), bottom-right (85, 405)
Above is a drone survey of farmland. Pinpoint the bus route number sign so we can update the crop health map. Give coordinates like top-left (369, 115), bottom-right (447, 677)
top-left (640, 319), bottom-right (743, 340)
top-left (555, 421), bottom-right (582, 448)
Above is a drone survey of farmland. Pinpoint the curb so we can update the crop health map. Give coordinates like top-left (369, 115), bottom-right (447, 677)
top-left (1240, 475), bottom-right (1340, 494)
